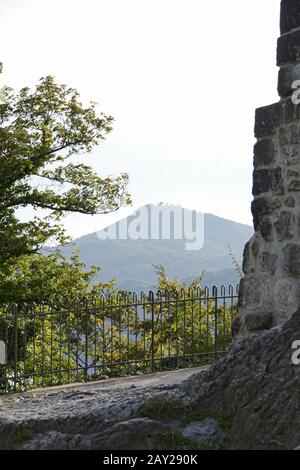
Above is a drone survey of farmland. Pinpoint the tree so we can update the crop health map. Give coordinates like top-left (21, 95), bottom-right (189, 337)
top-left (0, 66), bottom-right (131, 264)
top-left (0, 250), bottom-right (116, 305)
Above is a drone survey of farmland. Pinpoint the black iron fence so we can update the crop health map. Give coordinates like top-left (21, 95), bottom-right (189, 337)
top-left (0, 285), bottom-right (239, 394)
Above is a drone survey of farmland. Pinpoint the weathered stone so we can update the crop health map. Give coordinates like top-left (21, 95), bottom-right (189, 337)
top-left (232, 316), bottom-right (242, 337)
top-left (280, 0), bottom-right (300, 34)
top-left (254, 103), bottom-right (282, 138)
top-left (252, 168), bottom-right (284, 196)
top-left (182, 419), bottom-right (225, 450)
top-left (237, 276), bottom-right (262, 308)
top-left (259, 252), bottom-right (278, 275)
top-left (289, 180), bottom-right (300, 191)
top-left (297, 213), bottom-right (300, 235)
top-left (287, 170), bottom-right (300, 178)
top-left (277, 30), bottom-right (300, 66)
top-left (252, 197), bottom-right (281, 217)
top-left (242, 242), bottom-right (252, 274)
top-left (0, 368), bottom-right (203, 450)
top-left (285, 196), bottom-right (296, 207)
top-left (5, 310), bottom-right (300, 451)
top-left (259, 217), bottom-right (274, 242)
top-left (251, 197), bottom-right (282, 230)
top-left (284, 243), bottom-right (300, 275)
top-left (255, 101), bottom-right (300, 140)
top-left (251, 238), bottom-right (260, 257)
top-left (274, 211), bottom-right (294, 240)
top-left (253, 139), bottom-right (276, 168)
top-left (96, 418), bottom-right (168, 450)
top-left (274, 279), bottom-right (300, 311)
top-left (245, 312), bottom-right (273, 331)
top-left (278, 64), bottom-right (300, 98)
top-left (21, 431), bottom-right (94, 450)
top-left (180, 310), bottom-right (300, 449)
top-left (279, 123), bottom-right (300, 148)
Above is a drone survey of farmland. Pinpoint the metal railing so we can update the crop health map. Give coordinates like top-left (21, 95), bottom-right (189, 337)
top-left (0, 285), bottom-right (239, 394)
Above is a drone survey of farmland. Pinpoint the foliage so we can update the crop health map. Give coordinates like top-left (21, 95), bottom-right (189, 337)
top-left (228, 244), bottom-right (244, 279)
top-left (139, 395), bottom-right (187, 421)
top-left (0, 264), bottom-right (237, 393)
top-left (0, 66), bottom-right (131, 265)
top-left (0, 65), bottom-right (133, 391)
top-left (182, 407), bottom-right (233, 432)
top-left (0, 250), bottom-right (115, 305)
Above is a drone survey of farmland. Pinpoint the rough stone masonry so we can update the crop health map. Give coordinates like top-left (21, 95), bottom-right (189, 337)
top-left (238, 0), bottom-right (300, 336)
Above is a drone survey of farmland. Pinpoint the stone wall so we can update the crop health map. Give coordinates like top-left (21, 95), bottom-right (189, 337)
top-left (238, 0), bottom-right (300, 336)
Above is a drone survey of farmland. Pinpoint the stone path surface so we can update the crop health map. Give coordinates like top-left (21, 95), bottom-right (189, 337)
top-left (0, 367), bottom-right (207, 449)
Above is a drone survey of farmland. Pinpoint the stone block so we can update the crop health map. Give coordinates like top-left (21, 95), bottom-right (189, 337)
top-left (259, 252), bottom-right (278, 275)
top-left (255, 101), bottom-right (300, 140)
top-left (252, 168), bottom-right (284, 196)
top-left (284, 243), bottom-right (300, 275)
top-left (274, 211), bottom-right (294, 240)
top-left (277, 30), bottom-right (300, 66)
top-left (278, 64), bottom-right (300, 98)
top-left (245, 312), bottom-right (273, 331)
top-left (280, 0), bottom-right (300, 34)
top-left (287, 169), bottom-right (300, 178)
top-left (288, 180), bottom-right (300, 191)
top-left (238, 276), bottom-right (262, 307)
top-left (279, 124), bottom-right (300, 146)
top-left (253, 139), bottom-right (276, 168)
top-left (242, 242), bottom-right (253, 274)
top-left (251, 237), bottom-right (261, 257)
top-left (274, 278), bottom-right (300, 310)
top-left (255, 103), bottom-right (283, 138)
top-left (260, 217), bottom-right (274, 242)
top-left (183, 419), bottom-right (225, 450)
top-left (251, 197), bottom-right (282, 230)
top-left (285, 196), bottom-right (296, 207)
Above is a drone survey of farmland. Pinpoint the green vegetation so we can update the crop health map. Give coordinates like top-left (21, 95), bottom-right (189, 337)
top-left (0, 65), bottom-right (237, 394)
top-left (182, 408), bottom-right (233, 432)
top-left (0, 264), bottom-right (237, 392)
top-left (0, 66), bottom-right (131, 267)
top-left (12, 425), bottom-right (33, 445)
top-left (0, 65), bottom-right (131, 391)
top-left (58, 206), bottom-right (252, 292)
top-left (139, 395), bottom-right (187, 421)
top-left (138, 396), bottom-right (233, 447)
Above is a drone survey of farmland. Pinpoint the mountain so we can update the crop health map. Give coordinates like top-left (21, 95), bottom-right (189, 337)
top-left (59, 204), bottom-right (253, 291)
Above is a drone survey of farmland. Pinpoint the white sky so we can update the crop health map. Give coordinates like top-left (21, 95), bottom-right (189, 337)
top-left (0, 0), bottom-right (281, 239)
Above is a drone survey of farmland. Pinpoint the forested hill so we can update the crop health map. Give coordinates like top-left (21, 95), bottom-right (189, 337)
top-left (59, 205), bottom-right (253, 291)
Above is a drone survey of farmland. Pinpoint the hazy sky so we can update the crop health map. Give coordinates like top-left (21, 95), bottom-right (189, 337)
top-left (0, 0), bottom-right (281, 239)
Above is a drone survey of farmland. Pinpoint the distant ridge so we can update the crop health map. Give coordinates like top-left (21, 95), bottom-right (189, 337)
top-left (59, 204), bottom-right (253, 291)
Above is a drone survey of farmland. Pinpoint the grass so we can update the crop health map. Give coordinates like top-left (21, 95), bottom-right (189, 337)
top-left (138, 395), bottom-right (187, 421)
top-left (182, 407), bottom-right (233, 432)
top-left (13, 425), bottom-right (33, 445)
top-left (138, 396), bottom-right (233, 449)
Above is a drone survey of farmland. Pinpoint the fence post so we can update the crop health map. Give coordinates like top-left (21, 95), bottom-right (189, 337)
top-left (150, 291), bottom-right (155, 372)
top-left (13, 304), bottom-right (18, 392)
top-left (213, 286), bottom-right (218, 361)
top-left (84, 298), bottom-right (89, 382)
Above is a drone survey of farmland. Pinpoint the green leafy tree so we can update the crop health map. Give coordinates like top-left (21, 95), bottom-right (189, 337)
top-left (0, 251), bottom-right (135, 391)
top-left (0, 250), bottom-right (115, 305)
top-left (0, 66), bottom-right (131, 264)
top-left (136, 265), bottom-right (237, 371)
top-left (0, 262), bottom-right (237, 392)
